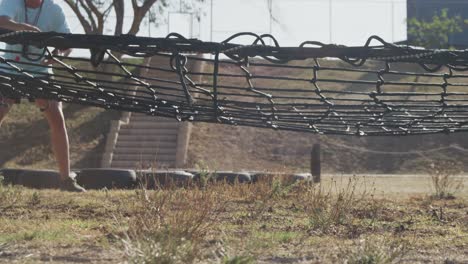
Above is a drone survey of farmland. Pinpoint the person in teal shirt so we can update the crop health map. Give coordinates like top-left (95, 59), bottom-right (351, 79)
top-left (0, 0), bottom-right (86, 192)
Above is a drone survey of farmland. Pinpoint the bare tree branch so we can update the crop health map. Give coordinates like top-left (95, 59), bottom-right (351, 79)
top-left (131, 0), bottom-right (139, 10)
top-left (141, 0), bottom-right (159, 13)
top-left (84, 0), bottom-right (103, 20)
top-left (113, 0), bottom-right (125, 36)
top-left (103, 3), bottom-right (116, 19)
top-left (85, 0), bottom-right (108, 33)
top-left (77, 0), bottom-right (98, 32)
top-left (62, 0), bottom-right (92, 33)
top-left (128, 0), bottom-right (158, 35)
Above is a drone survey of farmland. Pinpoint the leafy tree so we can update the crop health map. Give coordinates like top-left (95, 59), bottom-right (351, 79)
top-left (62, 0), bottom-right (203, 36)
top-left (63, 0), bottom-right (163, 35)
top-left (408, 8), bottom-right (468, 49)
top-left (61, 0), bottom-right (203, 79)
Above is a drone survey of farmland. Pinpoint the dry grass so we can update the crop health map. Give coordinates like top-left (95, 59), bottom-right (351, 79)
top-left (342, 238), bottom-right (409, 264)
top-left (0, 175), bottom-right (466, 263)
top-left (0, 176), bottom-right (23, 213)
top-left (426, 160), bottom-right (465, 199)
top-left (297, 177), bottom-right (378, 234)
top-left (119, 187), bottom-right (224, 263)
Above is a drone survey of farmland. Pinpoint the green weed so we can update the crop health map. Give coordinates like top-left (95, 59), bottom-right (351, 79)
top-left (28, 191), bottom-right (41, 206)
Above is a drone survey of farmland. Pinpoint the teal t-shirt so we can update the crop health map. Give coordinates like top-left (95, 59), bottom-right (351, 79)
top-left (0, 0), bottom-right (71, 76)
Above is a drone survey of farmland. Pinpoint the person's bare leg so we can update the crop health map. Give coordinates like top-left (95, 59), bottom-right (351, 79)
top-left (36, 99), bottom-right (85, 192)
top-left (35, 99), bottom-right (70, 180)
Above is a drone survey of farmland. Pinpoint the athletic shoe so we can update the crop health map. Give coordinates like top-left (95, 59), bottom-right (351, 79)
top-left (60, 172), bottom-right (86, 192)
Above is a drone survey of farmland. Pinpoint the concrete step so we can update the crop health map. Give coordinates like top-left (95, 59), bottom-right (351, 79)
top-left (113, 148), bottom-right (177, 155)
top-left (121, 122), bottom-right (180, 130)
top-left (116, 134), bottom-right (178, 142)
top-left (111, 161), bottom-right (176, 169)
top-left (114, 141), bottom-right (177, 149)
top-left (130, 115), bottom-right (176, 119)
top-left (112, 160), bottom-right (176, 168)
top-left (130, 114), bottom-right (175, 121)
top-left (112, 154), bottom-right (176, 162)
top-left (119, 129), bottom-right (178, 136)
top-left (129, 118), bottom-right (180, 124)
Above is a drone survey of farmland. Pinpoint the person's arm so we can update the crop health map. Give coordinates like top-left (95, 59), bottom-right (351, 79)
top-left (0, 16), bottom-right (41, 32)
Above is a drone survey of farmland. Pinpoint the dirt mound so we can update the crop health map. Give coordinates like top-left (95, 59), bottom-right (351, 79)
top-left (187, 122), bottom-right (468, 173)
top-left (0, 103), bottom-right (119, 170)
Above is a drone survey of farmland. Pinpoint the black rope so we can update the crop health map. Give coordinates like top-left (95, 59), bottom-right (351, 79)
top-left (2, 31), bottom-right (468, 136)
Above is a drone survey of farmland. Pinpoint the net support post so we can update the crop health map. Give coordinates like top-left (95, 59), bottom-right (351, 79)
top-left (311, 143), bottom-right (321, 183)
top-left (101, 113), bottom-right (131, 168)
top-left (175, 122), bottom-right (192, 168)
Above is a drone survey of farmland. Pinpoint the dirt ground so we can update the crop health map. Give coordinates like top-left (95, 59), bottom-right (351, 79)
top-left (0, 175), bottom-right (467, 264)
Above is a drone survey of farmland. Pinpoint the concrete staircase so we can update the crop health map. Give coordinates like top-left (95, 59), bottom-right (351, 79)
top-left (102, 112), bottom-right (191, 169)
top-left (110, 114), bottom-right (188, 168)
top-left (101, 54), bottom-right (201, 169)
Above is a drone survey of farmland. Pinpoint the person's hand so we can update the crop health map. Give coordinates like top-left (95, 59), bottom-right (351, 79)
top-left (42, 49), bottom-right (71, 65)
top-left (0, 16), bottom-right (41, 32)
top-left (22, 23), bottom-right (41, 32)
top-left (42, 49), bottom-right (59, 65)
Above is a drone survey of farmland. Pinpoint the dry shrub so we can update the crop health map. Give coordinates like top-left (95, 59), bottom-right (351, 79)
top-left (427, 160), bottom-right (464, 199)
top-left (343, 237), bottom-right (409, 264)
top-left (216, 173), bottom-right (299, 220)
top-left (120, 187), bottom-right (224, 263)
top-left (196, 171), bottom-right (297, 202)
top-left (297, 176), bottom-right (376, 233)
top-left (195, 163), bottom-right (214, 189)
top-left (223, 255), bottom-right (256, 264)
top-left (0, 175), bottom-right (23, 212)
top-left (267, 174), bottom-right (300, 199)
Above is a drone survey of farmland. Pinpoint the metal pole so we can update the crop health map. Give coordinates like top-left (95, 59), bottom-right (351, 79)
top-left (190, 13), bottom-right (193, 38)
top-left (311, 143), bottom-right (321, 183)
top-left (210, 0), bottom-right (214, 42)
top-left (391, 0), bottom-right (395, 42)
top-left (167, 13), bottom-right (171, 35)
top-left (269, 0), bottom-right (273, 34)
top-left (269, 0), bottom-right (273, 45)
top-left (148, 7), bottom-right (151, 37)
top-left (329, 0), bottom-right (333, 43)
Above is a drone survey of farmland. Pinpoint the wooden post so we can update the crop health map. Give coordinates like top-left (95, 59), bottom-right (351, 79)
top-left (311, 143), bottom-right (321, 183)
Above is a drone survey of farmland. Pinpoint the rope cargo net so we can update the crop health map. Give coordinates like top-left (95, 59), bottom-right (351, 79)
top-left (1, 30), bottom-right (468, 136)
